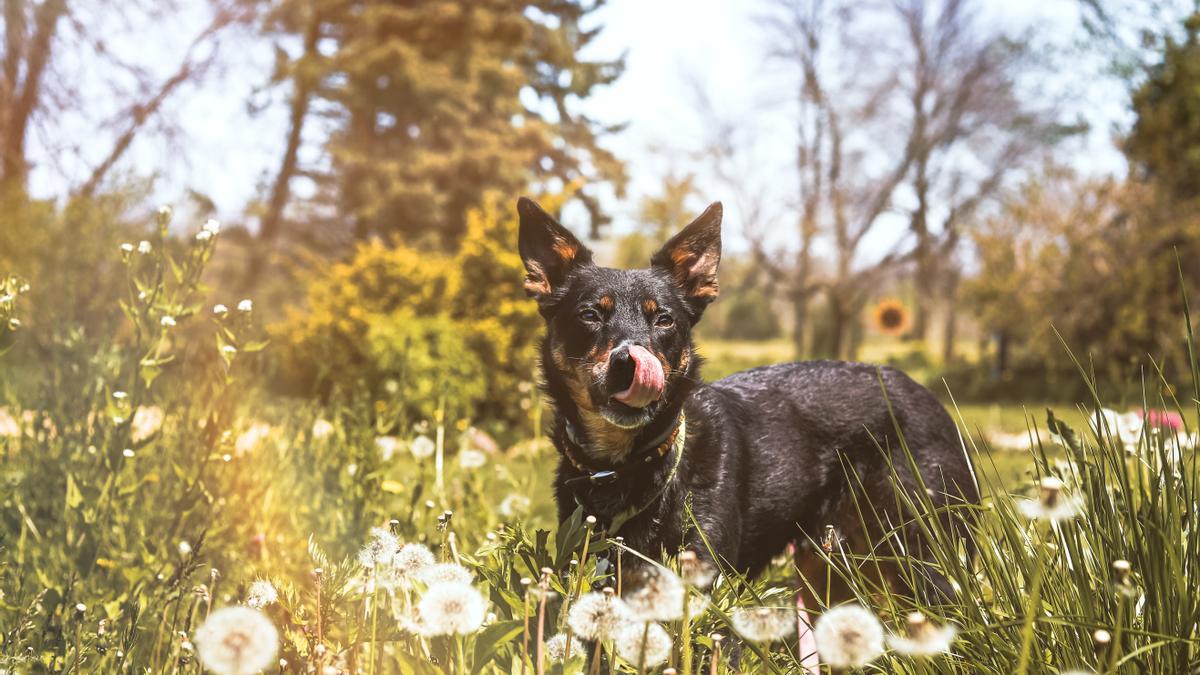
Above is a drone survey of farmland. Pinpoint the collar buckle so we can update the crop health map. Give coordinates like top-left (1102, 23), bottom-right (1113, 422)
top-left (589, 470), bottom-right (619, 485)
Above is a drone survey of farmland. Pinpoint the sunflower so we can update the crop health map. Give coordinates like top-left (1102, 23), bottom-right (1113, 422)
top-left (871, 299), bottom-right (910, 336)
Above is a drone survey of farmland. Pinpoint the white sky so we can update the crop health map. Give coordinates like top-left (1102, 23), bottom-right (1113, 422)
top-left (27, 0), bottom-right (1133, 261)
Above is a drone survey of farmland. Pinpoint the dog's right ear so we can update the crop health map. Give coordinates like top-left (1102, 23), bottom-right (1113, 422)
top-left (517, 197), bottom-right (592, 301)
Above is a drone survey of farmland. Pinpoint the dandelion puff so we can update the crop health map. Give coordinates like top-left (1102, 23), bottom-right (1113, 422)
top-left (568, 589), bottom-right (632, 641)
top-left (499, 493), bottom-right (531, 518)
top-left (1017, 476), bottom-right (1081, 522)
top-left (415, 582), bottom-right (487, 636)
top-left (679, 551), bottom-right (717, 589)
top-left (194, 606), bottom-right (279, 675)
top-left (731, 606), bottom-right (795, 643)
top-left (887, 611), bottom-right (957, 656)
top-left (131, 405), bottom-right (164, 443)
top-left (138, 240), bottom-right (152, 254)
top-left (814, 604), bottom-right (885, 669)
top-left (624, 567), bottom-right (686, 622)
top-left (392, 543), bottom-right (435, 581)
top-left (418, 562), bottom-right (473, 586)
top-left (375, 435), bottom-right (400, 461)
top-left (234, 422), bottom-right (271, 456)
top-left (311, 419), bottom-right (335, 441)
top-left (545, 633), bottom-right (584, 664)
top-left (410, 434), bottom-right (435, 459)
top-left (358, 527), bottom-right (399, 569)
top-left (613, 621), bottom-right (672, 668)
top-left (458, 448), bottom-right (487, 470)
top-left (245, 580), bottom-right (278, 609)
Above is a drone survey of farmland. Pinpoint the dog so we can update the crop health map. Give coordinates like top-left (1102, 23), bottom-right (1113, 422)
top-left (517, 196), bottom-right (979, 602)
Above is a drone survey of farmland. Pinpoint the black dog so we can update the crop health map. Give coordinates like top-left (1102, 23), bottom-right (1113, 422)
top-left (517, 197), bottom-right (978, 600)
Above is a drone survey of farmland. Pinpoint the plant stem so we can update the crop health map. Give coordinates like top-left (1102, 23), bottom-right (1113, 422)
top-left (1015, 523), bottom-right (1049, 675)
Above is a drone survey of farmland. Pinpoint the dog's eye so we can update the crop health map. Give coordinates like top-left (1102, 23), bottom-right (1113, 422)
top-left (578, 309), bottom-right (601, 323)
top-left (655, 313), bottom-right (675, 328)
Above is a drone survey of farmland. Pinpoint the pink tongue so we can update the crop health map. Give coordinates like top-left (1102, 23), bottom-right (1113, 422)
top-left (613, 345), bottom-right (665, 408)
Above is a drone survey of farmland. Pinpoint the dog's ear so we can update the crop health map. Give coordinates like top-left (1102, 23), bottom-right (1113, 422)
top-left (651, 201), bottom-right (722, 319)
top-left (517, 197), bottom-right (593, 302)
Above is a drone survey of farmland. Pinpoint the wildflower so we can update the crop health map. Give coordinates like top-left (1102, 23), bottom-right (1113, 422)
top-left (311, 419), bottom-right (335, 441)
top-left (235, 422), bottom-right (271, 456)
top-left (419, 562), bottom-right (473, 586)
top-left (731, 606), bottom-right (795, 642)
top-left (237, 299), bottom-right (253, 312)
top-left (157, 205), bottom-right (173, 220)
top-left (568, 588), bottom-right (631, 641)
top-left (246, 580), bottom-right (278, 609)
top-left (131, 405), bottom-right (164, 443)
top-left (624, 567), bottom-right (686, 622)
top-left (679, 550), bottom-right (716, 588)
top-left (160, 315), bottom-right (176, 327)
top-left (179, 541), bottom-right (193, 556)
top-left (213, 304), bottom-right (229, 316)
top-left (546, 633), bottom-right (584, 664)
top-left (194, 606), bottom-right (279, 675)
top-left (414, 582), bottom-right (487, 636)
top-left (410, 434), bottom-right (435, 459)
top-left (392, 543), bottom-right (435, 581)
top-left (375, 435), bottom-right (400, 461)
top-left (203, 219), bottom-right (222, 235)
top-left (887, 611), bottom-right (957, 656)
top-left (358, 527), bottom-right (399, 569)
top-left (613, 621), bottom-right (672, 668)
top-left (122, 448), bottom-right (135, 458)
top-left (1017, 476), bottom-right (1081, 522)
top-left (814, 604), bottom-right (885, 669)
top-left (458, 448), bottom-right (487, 470)
top-left (499, 493), bottom-right (531, 518)
top-left (113, 391), bottom-right (128, 400)
top-left (871, 298), bottom-right (910, 336)
top-left (196, 229), bottom-right (213, 242)
top-left (138, 240), bottom-right (152, 254)
top-left (120, 242), bottom-right (135, 254)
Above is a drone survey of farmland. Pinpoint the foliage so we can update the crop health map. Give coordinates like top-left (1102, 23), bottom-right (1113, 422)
top-left (272, 192), bottom-right (544, 432)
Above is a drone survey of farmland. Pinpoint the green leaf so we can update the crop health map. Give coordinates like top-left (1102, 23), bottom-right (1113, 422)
top-left (471, 619), bottom-right (523, 674)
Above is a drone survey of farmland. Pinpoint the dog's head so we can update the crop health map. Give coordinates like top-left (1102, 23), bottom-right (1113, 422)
top-left (518, 197), bottom-right (721, 432)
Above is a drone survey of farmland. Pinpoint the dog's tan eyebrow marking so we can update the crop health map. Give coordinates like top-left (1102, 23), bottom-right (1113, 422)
top-left (598, 295), bottom-right (615, 312)
top-left (642, 298), bottom-right (658, 314)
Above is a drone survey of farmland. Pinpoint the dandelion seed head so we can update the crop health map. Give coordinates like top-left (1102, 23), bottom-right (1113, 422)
top-left (196, 229), bottom-right (213, 242)
top-left (458, 448), bottom-right (487, 469)
top-left (358, 527), bottom-right (399, 569)
top-left (414, 582), bottom-right (487, 636)
top-left (567, 589), bottom-right (631, 641)
top-left (194, 606), bottom-right (279, 675)
top-left (410, 434), bottom-right (435, 459)
top-left (375, 435), bottom-right (400, 461)
top-left (499, 493), bottom-right (530, 517)
top-left (138, 240), bottom-right (152, 254)
top-left (731, 606), bottom-right (795, 643)
top-left (120, 242), bottom-right (134, 254)
top-left (613, 621), bottom-right (672, 668)
top-left (624, 567), bottom-right (686, 622)
top-left (160, 315), bottom-right (176, 327)
top-left (545, 633), bottom-right (584, 664)
top-left (679, 551), bottom-right (716, 588)
top-left (886, 611), bottom-right (957, 656)
top-left (246, 580), bottom-right (278, 609)
top-left (418, 562), bottom-right (473, 586)
top-left (388, 543), bottom-right (434, 582)
top-left (311, 419), bottom-right (335, 440)
top-left (1018, 476), bottom-right (1081, 521)
top-left (814, 604), bottom-right (885, 669)
top-left (203, 219), bottom-right (222, 235)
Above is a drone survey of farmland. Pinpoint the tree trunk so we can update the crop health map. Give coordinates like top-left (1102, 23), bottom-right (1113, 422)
top-left (941, 273), bottom-right (960, 364)
top-left (1, 0), bottom-right (67, 192)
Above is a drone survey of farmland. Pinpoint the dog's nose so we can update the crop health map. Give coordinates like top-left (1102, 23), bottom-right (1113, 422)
top-left (608, 345), bottom-right (636, 392)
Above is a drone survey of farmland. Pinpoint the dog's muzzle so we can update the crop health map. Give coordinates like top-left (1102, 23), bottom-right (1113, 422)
top-left (611, 344), bottom-right (664, 408)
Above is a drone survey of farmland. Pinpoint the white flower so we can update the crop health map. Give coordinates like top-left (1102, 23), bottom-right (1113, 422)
top-left (392, 543), bottom-right (435, 581)
top-left (546, 633), bottom-right (584, 663)
top-left (414, 582), bottom-right (487, 636)
top-left (237, 299), bottom-right (253, 312)
top-left (624, 567), bottom-right (686, 622)
top-left (137, 240), bottom-right (152, 254)
top-left (203, 219), bottom-right (222, 235)
top-left (235, 422), bottom-right (271, 456)
top-left (157, 205), bottom-right (173, 220)
top-left (458, 448), bottom-right (487, 470)
top-left (213, 304), bottom-right (229, 316)
top-left (418, 562), bottom-right (473, 586)
top-left (358, 527), bottom-right (399, 569)
top-left (194, 606), bottom-right (279, 675)
top-left (814, 604), bottom-right (885, 669)
top-left (196, 229), bottom-right (213, 242)
top-left (375, 435), bottom-right (400, 461)
top-left (160, 315), bottom-right (176, 327)
top-left (120, 242), bottom-right (134, 254)
top-left (887, 611), bottom-right (957, 656)
top-left (613, 621), bottom-right (671, 668)
top-left (499, 493), bottom-right (531, 518)
top-left (131, 405), bottom-right (164, 443)
top-left (410, 435), bottom-right (435, 459)
top-left (1017, 476), bottom-right (1081, 522)
top-left (311, 419), bottom-right (335, 441)
top-left (567, 590), bottom-right (631, 641)
top-left (178, 541), bottom-right (193, 556)
top-left (246, 580), bottom-right (278, 609)
top-left (731, 606), bottom-right (795, 643)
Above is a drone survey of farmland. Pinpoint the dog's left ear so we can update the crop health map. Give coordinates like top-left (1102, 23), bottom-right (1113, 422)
top-left (651, 201), bottom-right (722, 319)
top-left (517, 197), bottom-right (593, 303)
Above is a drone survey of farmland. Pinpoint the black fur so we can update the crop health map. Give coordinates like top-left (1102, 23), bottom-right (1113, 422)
top-left (517, 197), bottom-right (979, 597)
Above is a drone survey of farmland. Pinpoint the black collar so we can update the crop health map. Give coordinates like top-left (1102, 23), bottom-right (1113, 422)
top-left (559, 410), bottom-right (684, 490)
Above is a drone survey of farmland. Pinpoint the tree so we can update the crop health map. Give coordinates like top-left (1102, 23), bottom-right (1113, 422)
top-left (246, 0), bottom-right (627, 281)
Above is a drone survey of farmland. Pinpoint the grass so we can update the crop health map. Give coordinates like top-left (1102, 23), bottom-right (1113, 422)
top-left (1, 212), bottom-right (1198, 673)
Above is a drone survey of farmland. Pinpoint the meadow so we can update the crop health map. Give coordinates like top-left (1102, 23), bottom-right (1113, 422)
top-left (1, 216), bottom-right (1198, 674)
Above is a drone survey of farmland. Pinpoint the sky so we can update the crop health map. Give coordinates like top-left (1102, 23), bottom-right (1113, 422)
top-left (27, 0), bottom-right (1133, 261)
